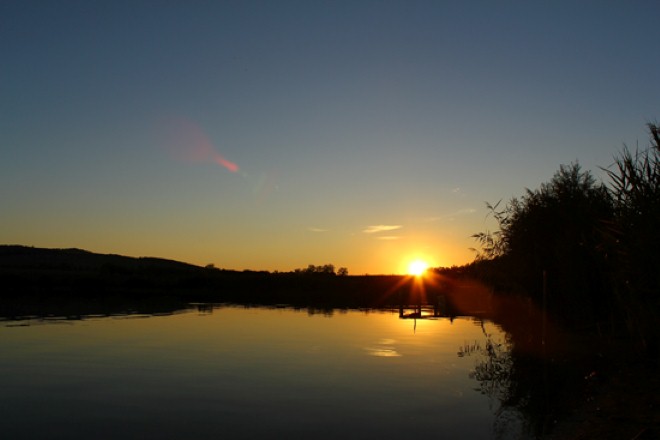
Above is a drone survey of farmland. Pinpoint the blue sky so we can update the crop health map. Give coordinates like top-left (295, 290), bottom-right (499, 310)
top-left (2, 1), bottom-right (658, 274)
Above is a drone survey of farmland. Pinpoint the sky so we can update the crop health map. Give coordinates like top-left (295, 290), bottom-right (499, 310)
top-left (1, 1), bottom-right (659, 274)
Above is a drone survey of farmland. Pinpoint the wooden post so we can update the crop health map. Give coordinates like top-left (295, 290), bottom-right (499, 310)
top-left (542, 270), bottom-right (547, 347)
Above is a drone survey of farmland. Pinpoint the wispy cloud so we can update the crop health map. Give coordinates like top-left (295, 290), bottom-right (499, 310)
top-left (376, 236), bottom-right (401, 240)
top-left (363, 225), bottom-right (403, 234)
top-left (308, 227), bottom-right (328, 233)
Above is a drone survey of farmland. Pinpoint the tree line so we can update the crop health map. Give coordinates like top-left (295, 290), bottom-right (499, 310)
top-left (205, 263), bottom-right (349, 276)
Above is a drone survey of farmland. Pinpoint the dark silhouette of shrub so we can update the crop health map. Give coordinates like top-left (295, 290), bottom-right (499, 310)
top-left (474, 163), bottom-right (615, 328)
top-left (602, 123), bottom-right (660, 350)
top-left (471, 124), bottom-right (660, 352)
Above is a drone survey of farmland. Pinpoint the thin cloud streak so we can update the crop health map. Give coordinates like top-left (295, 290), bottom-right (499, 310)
top-left (363, 225), bottom-right (403, 234)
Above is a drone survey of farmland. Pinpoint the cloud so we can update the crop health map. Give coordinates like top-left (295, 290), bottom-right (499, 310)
top-left (376, 236), bottom-right (401, 240)
top-left (308, 227), bottom-right (328, 233)
top-left (363, 225), bottom-right (403, 234)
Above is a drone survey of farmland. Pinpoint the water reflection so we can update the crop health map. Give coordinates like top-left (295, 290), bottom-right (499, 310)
top-left (0, 304), bottom-right (523, 439)
top-left (458, 321), bottom-right (513, 403)
top-left (364, 338), bottom-right (402, 357)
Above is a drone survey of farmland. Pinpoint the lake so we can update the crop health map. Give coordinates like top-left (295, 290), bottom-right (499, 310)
top-left (0, 305), bottom-right (528, 439)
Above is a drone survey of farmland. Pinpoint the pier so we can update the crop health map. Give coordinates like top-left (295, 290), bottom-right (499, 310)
top-left (398, 294), bottom-right (447, 319)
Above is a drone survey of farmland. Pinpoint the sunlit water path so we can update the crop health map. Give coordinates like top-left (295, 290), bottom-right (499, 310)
top-left (1, 306), bottom-right (526, 439)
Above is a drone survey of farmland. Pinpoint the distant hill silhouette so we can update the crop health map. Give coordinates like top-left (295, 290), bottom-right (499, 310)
top-left (0, 245), bottom-right (445, 319)
top-left (0, 245), bottom-right (200, 272)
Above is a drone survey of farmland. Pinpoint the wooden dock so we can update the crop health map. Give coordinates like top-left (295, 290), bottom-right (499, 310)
top-left (398, 294), bottom-right (448, 319)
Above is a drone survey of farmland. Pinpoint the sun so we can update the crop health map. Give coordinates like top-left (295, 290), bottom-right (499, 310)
top-left (407, 260), bottom-right (429, 277)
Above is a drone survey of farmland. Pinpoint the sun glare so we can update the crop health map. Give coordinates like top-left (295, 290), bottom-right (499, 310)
top-left (407, 260), bottom-right (429, 276)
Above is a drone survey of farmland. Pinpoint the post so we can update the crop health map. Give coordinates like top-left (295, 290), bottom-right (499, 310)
top-left (542, 270), bottom-right (547, 347)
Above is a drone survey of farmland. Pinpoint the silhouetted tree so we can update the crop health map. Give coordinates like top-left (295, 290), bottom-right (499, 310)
top-left (294, 264), bottom-right (337, 275)
top-left (320, 264), bottom-right (335, 275)
top-left (474, 163), bottom-right (615, 327)
top-left (471, 124), bottom-right (660, 347)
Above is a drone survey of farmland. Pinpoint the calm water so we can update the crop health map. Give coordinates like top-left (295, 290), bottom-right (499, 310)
top-left (0, 305), bottom-right (525, 439)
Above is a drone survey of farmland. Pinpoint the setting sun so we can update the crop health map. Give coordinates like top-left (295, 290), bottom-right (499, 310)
top-left (407, 260), bottom-right (429, 276)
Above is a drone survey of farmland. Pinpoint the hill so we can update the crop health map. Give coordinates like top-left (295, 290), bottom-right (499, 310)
top-left (0, 245), bottom-right (200, 272)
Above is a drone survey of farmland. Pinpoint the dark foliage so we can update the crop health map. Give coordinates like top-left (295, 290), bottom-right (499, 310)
top-left (602, 123), bottom-right (660, 350)
top-left (470, 124), bottom-right (660, 353)
top-left (473, 163), bottom-right (615, 328)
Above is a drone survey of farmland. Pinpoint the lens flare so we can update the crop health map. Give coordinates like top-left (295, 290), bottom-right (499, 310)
top-left (159, 116), bottom-right (281, 203)
top-left (164, 117), bottom-right (239, 173)
top-left (213, 154), bottom-right (239, 173)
